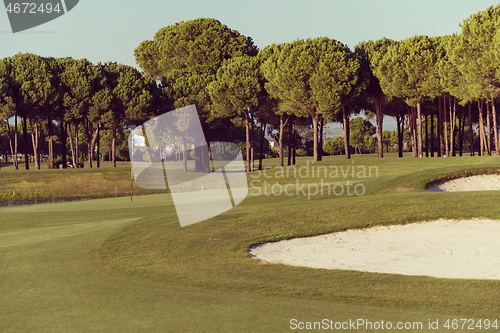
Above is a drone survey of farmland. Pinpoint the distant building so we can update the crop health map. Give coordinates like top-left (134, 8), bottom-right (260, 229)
top-left (268, 138), bottom-right (278, 149)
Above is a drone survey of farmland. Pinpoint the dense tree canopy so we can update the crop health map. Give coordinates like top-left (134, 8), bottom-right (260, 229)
top-left (208, 55), bottom-right (264, 172)
top-left (376, 36), bottom-right (443, 157)
top-left (0, 54), bottom-right (155, 170)
top-left (135, 18), bottom-right (258, 172)
top-left (4, 6), bottom-right (500, 172)
top-left (262, 37), bottom-right (361, 162)
top-left (355, 38), bottom-right (394, 158)
top-left (135, 18), bottom-right (257, 118)
top-left (135, 18), bottom-right (257, 79)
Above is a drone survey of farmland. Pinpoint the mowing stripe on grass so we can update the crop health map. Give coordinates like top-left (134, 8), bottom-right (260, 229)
top-left (0, 218), bottom-right (139, 248)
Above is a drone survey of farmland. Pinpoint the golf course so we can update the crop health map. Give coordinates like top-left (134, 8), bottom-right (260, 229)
top-left (1, 154), bottom-right (500, 332)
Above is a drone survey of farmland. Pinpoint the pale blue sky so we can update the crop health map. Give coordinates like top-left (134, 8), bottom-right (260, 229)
top-left (1, 0), bottom-right (498, 69)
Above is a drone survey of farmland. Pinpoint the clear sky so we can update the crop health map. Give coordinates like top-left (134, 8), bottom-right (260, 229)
top-left (1, 0), bottom-right (498, 69)
top-left (0, 0), bottom-right (498, 134)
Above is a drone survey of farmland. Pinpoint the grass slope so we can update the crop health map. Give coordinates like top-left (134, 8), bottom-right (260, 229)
top-left (1, 154), bottom-right (500, 332)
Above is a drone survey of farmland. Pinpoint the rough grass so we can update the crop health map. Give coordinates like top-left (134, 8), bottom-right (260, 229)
top-left (2, 153), bottom-right (500, 332)
top-left (0, 161), bottom-right (168, 201)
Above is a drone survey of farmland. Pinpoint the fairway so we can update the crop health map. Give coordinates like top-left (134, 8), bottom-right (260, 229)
top-left (2, 154), bottom-right (500, 332)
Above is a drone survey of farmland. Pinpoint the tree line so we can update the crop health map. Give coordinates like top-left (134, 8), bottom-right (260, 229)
top-left (0, 55), bottom-right (155, 170)
top-left (2, 5), bottom-right (500, 171)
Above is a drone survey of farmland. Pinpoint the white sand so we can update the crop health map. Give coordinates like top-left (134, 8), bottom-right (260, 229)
top-left (250, 219), bottom-right (500, 280)
top-left (428, 174), bottom-right (500, 192)
top-left (250, 176), bottom-right (500, 280)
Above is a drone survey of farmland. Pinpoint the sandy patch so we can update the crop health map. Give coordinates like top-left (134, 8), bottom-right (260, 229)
top-left (428, 174), bottom-right (500, 192)
top-left (249, 219), bottom-right (500, 280)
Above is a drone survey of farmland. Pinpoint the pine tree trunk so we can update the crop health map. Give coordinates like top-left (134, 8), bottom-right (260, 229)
top-left (89, 126), bottom-right (99, 168)
top-left (250, 113), bottom-right (255, 172)
top-left (459, 112), bottom-right (465, 156)
top-left (13, 115), bottom-right (18, 170)
top-left (318, 117), bottom-right (323, 161)
top-left (203, 143), bottom-right (211, 173)
top-left (68, 124), bottom-right (76, 167)
top-left (5, 122), bottom-right (11, 166)
top-left (4, 123), bottom-right (11, 168)
top-left (287, 116), bottom-right (292, 166)
top-left (201, 123), bottom-right (211, 173)
top-left (486, 100), bottom-right (491, 156)
top-left (409, 107), bottom-right (413, 156)
top-left (438, 95), bottom-right (444, 157)
top-left (111, 124), bottom-right (116, 168)
top-left (397, 115), bottom-right (403, 158)
top-left (279, 114), bottom-right (284, 167)
top-left (96, 124), bottom-right (100, 168)
top-left (376, 97), bottom-right (383, 158)
top-left (425, 113), bottom-right (429, 157)
top-left (29, 118), bottom-right (40, 170)
top-left (36, 122), bottom-right (40, 168)
top-left (6, 120), bottom-right (17, 169)
top-left (469, 102), bottom-right (474, 156)
top-left (244, 111), bottom-right (251, 172)
top-left (194, 145), bottom-right (202, 172)
top-left (206, 143), bottom-right (211, 173)
top-left (312, 108), bottom-right (319, 162)
top-left (181, 133), bottom-right (187, 172)
top-left (292, 122), bottom-right (296, 165)
top-left (87, 120), bottom-right (93, 168)
top-left (75, 123), bottom-right (80, 167)
top-left (342, 106), bottom-right (350, 159)
top-left (411, 106), bottom-right (417, 157)
top-left (430, 112), bottom-right (434, 157)
top-left (61, 121), bottom-right (67, 169)
top-left (193, 124), bottom-right (203, 172)
top-left (478, 100), bottom-right (485, 156)
top-left (48, 116), bottom-right (54, 169)
top-left (492, 98), bottom-right (499, 155)
top-left (450, 95), bottom-right (456, 157)
top-left (444, 96), bottom-right (449, 157)
top-left (23, 118), bottom-right (29, 170)
top-left (259, 122), bottom-right (265, 170)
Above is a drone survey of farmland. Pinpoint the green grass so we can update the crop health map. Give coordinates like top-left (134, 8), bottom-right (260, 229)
top-left (2, 153), bottom-right (500, 332)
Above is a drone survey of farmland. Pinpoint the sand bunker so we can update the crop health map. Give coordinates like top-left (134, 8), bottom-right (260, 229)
top-left (250, 219), bottom-right (500, 280)
top-left (428, 174), bottom-right (500, 192)
top-left (250, 175), bottom-right (500, 279)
